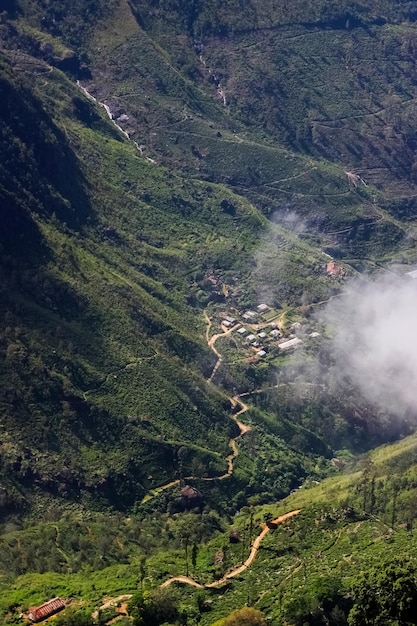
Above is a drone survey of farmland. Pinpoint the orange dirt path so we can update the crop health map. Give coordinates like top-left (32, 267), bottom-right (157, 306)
top-left (162, 509), bottom-right (301, 590)
top-left (140, 314), bottom-right (252, 504)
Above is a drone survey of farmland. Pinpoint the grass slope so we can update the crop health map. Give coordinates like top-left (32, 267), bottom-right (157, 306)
top-left (2, 432), bottom-right (417, 624)
top-left (0, 49), bottom-right (269, 515)
top-left (3, 3), bottom-right (417, 624)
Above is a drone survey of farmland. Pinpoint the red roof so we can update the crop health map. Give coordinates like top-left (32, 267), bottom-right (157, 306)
top-left (326, 261), bottom-right (342, 276)
top-left (180, 485), bottom-right (202, 499)
top-left (28, 598), bottom-right (65, 622)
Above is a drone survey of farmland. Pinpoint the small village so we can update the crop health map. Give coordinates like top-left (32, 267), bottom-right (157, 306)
top-left (201, 258), bottom-right (343, 368)
top-left (211, 301), bottom-right (321, 365)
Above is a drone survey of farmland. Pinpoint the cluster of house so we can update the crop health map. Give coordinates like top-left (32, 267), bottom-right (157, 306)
top-left (235, 326), bottom-right (280, 357)
top-left (219, 304), bottom-right (321, 360)
top-left (222, 305), bottom-right (269, 329)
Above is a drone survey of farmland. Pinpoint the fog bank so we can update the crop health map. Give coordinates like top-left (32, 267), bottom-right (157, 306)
top-left (323, 275), bottom-right (417, 416)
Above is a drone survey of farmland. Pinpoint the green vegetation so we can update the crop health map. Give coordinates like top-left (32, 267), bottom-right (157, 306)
top-left (2, 432), bottom-right (417, 624)
top-left (3, 0), bottom-right (417, 624)
top-left (0, 49), bottom-right (267, 516)
top-left (212, 607), bottom-right (267, 625)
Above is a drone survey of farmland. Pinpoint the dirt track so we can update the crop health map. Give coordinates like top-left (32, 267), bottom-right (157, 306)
top-left (100, 316), bottom-right (300, 612)
top-left (92, 594), bottom-right (133, 620)
top-left (162, 509), bottom-right (301, 589)
top-left (94, 511), bottom-right (301, 617)
top-left (140, 314), bottom-right (252, 503)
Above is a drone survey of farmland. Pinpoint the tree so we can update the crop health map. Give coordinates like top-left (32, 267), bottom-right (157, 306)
top-left (213, 606), bottom-right (267, 626)
top-left (128, 588), bottom-right (178, 626)
top-left (191, 542), bottom-right (198, 576)
top-left (390, 479), bottom-right (400, 529)
top-left (349, 559), bottom-right (417, 626)
top-left (174, 513), bottom-right (201, 577)
top-left (357, 457), bottom-right (375, 514)
top-left (139, 555), bottom-right (146, 590)
top-left (284, 574), bottom-right (350, 625)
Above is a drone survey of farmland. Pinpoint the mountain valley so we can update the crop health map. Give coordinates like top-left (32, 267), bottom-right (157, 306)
top-left (3, 1), bottom-right (417, 624)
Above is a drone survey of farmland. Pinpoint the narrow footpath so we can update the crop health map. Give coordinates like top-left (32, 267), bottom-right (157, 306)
top-left (93, 511), bottom-right (302, 616)
top-left (161, 510), bottom-right (301, 589)
top-left (140, 312), bottom-right (252, 503)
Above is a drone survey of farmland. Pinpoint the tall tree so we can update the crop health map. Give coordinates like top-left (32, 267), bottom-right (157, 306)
top-left (349, 559), bottom-right (417, 626)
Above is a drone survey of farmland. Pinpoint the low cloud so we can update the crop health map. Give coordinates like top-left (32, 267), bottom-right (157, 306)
top-left (270, 208), bottom-right (308, 235)
top-left (322, 274), bottom-right (417, 417)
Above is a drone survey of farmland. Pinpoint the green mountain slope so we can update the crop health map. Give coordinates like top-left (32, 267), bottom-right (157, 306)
top-left (70, 0), bottom-right (417, 260)
top-left (2, 430), bottom-right (417, 624)
top-left (2, 1), bottom-right (417, 624)
top-left (0, 49), bottom-right (267, 514)
top-left (7, 0), bottom-right (417, 263)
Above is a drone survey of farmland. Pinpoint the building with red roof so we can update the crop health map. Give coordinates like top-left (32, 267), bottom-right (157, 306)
top-left (28, 597), bottom-right (65, 623)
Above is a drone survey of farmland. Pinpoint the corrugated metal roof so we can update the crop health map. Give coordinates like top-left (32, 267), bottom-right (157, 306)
top-left (28, 597), bottom-right (65, 622)
top-left (278, 337), bottom-right (303, 351)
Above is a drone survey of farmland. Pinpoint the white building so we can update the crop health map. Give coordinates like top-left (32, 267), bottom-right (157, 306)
top-left (278, 337), bottom-right (303, 352)
top-left (257, 304), bottom-right (270, 313)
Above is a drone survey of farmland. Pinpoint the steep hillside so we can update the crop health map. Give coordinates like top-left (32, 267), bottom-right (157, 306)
top-left (78, 0), bottom-right (417, 260)
top-left (2, 430), bottom-right (417, 624)
top-left (6, 0), bottom-right (417, 263)
top-left (3, 2), bottom-right (417, 624)
top-left (0, 48), bottom-right (268, 514)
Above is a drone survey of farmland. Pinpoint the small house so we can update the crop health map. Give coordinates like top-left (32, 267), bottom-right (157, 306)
top-left (270, 329), bottom-right (280, 337)
top-left (237, 327), bottom-right (247, 335)
top-left (180, 485), bottom-right (203, 510)
top-left (326, 261), bottom-right (343, 277)
top-left (257, 303), bottom-right (270, 313)
top-left (278, 337), bottom-right (303, 352)
top-left (258, 332), bottom-right (267, 339)
top-left (257, 350), bottom-right (266, 357)
top-left (28, 598), bottom-right (65, 623)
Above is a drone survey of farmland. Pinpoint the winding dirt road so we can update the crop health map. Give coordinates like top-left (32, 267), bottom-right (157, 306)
top-left (94, 511), bottom-right (301, 617)
top-left (141, 479), bottom-right (181, 504)
top-left (97, 316), bottom-right (300, 612)
top-left (161, 509), bottom-right (301, 590)
top-left (204, 311), bottom-right (240, 383)
top-left (140, 313), bottom-right (252, 503)
top-left (141, 396), bottom-right (249, 503)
